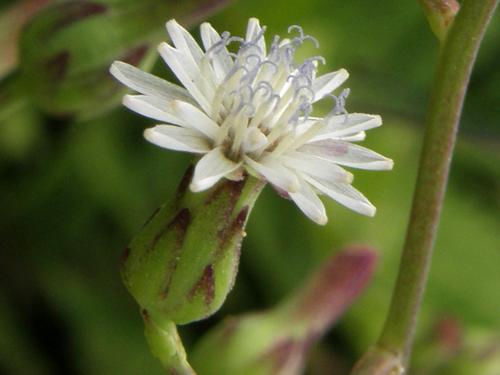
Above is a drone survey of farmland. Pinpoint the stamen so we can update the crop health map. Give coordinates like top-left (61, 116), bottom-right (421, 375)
top-left (248, 93), bottom-right (280, 130)
top-left (327, 88), bottom-right (351, 116)
top-left (249, 26), bottom-right (267, 44)
top-left (235, 84), bottom-right (254, 103)
top-left (243, 26), bottom-right (267, 55)
top-left (230, 108), bottom-right (250, 157)
top-left (282, 44), bottom-right (296, 65)
top-left (252, 62), bottom-right (279, 92)
top-left (291, 72), bottom-right (313, 88)
top-left (301, 35), bottom-right (320, 48)
top-left (244, 53), bottom-right (261, 67)
top-left (226, 35), bottom-right (245, 45)
top-left (259, 60), bottom-right (279, 74)
top-left (305, 56), bottom-right (326, 66)
top-left (239, 54), bottom-right (262, 84)
top-left (269, 94), bottom-right (281, 109)
top-left (289, 98), bottom-right (312, 125)
top-left (268, 35), bottom-right (281, 62)
top-left (250, 82), bottom-right (275, 116)
top-left (225, 64), bottom-right (250, 83)
top-left (287, 24), bottom-right (320, 48)
top-left (287, 24), bottom-right (304, 37)
top-left (223, 66), bottom-right (249, 110)
top-left (238, 42), bottom-right (264, 56)
top-left (205, 31), bottom-right (231, 56)
top-left (254, 81), bottom-right (274, 99)
top-left (211, 83), bottom-right (228, 121)
top-left (240, 102), bottom-right (255, 117)
top-left (293, 86), bottom-right (315, 102)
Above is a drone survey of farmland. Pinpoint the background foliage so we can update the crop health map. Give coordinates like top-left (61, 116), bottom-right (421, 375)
top-left (0, 0), bottom-right (498, 374)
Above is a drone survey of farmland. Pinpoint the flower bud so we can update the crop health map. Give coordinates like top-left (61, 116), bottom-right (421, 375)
top-left (418, 0), bottom-right (460, 42)
top-left (121, 166), bottom-right (264, 325)
top-left (412, 316), bottom-right (462, 372)
top-left (0, 0), bottom-right (51, 78)
top-left (435, 328), bottom-right (500, 375)
top-left (190, 247), bottom-right (377, 375)
top-left (17, 0), bottom-right (230, 119)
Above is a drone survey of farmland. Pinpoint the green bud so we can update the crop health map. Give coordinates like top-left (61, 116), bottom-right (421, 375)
top-left (438, 329), bottom-right (500, 375)
top-left (18, 1), bottom-right (154, 119)
top-left (0, 0), bottom-right (51, 79)
top-left (412, 320), bottom-right (500, 375)
top-left (121, 166), bottom-right (264, 325)
top-left (418, 0), bottom-right (460, 42)
top-left (412, 317), bottom-right (462, 372)
top-left (191, 247), bottom-right (377, 375)
top-left (17, 0), bottom-right (230, 119)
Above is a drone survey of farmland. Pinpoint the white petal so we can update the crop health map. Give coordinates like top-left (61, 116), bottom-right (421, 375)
top-left (312, 69), bottom-right (349, 102)
top-left (110, 61), bottom-right (193, 103)
top-left (200, 22), bottom-right (233, 80)
top-left (200, 22), bottom-right (222, 51)
top-left (280, 151), bottom-right (353, 184)
top-left (337, 132), bottom-right (366, 142)
top-left (123, 95), bottom-right (183, 125)
top-left (289, 180), bottom-right (327, 225)
top-left (169, 100), bottom-right (219, 140)
top-left (244, 155), bottom-right (300, 193)
top-left (165, 21), bottom-right (219, 91)
top-left (280, 119), bottom-right (326, 152)
top-left (166, 19), bottom-right (204, 63)
top-left (190, 147), bottom-right (241, 191)
top-left (311, 113), bottom-right (382, 141)
top-left (158, 42), bottom-right (213, 113)
top-left (303, 175), bottom-right (376, 216)
top-left (295, 117), bottom-right (322, 135)
top-left (242, 127), bottom-right (269, 153)
top-left (299, 140), bottom-right (394, 170)
top-left (144, 125), bottom-right (211, 153)
top-left (245, 18), bottom-right (266, 56)
top-left (125, 96), bottom-right (219, 139)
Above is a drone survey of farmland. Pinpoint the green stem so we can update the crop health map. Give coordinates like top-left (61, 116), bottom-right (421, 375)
top-left (352, 0), bottom-right (498, 373)
top-left (143, 312), bottom-right (196, 374)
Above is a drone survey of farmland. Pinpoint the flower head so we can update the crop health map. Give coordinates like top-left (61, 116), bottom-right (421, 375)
top-left (110, 18), bottom-right (393, 225)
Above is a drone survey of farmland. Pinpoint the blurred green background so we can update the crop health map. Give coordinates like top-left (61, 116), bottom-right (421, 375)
top-left (0, 0), bottom-right (499, 374)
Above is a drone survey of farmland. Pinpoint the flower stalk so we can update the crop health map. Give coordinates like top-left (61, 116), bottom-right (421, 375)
top-left (142, 311), bottom-right (196, 375)
top-left (352, 0), bottom-right (498, 372)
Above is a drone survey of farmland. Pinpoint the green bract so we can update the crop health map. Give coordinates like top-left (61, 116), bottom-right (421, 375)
top-left (121, 166), bottom-right (264, 325)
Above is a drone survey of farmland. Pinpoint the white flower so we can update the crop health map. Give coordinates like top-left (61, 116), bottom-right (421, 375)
top-left (110, 18), bottom-right (393, 225)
